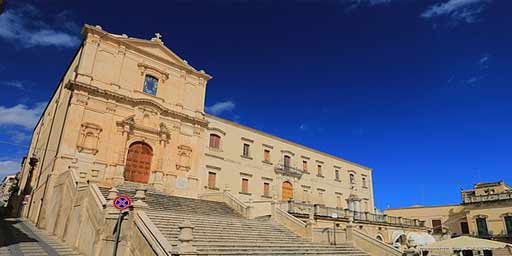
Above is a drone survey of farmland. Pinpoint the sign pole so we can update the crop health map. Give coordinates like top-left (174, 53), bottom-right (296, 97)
top-left (112, 210), bottom-right (126, 256)
top-left (111, 195), bottom-right (132, 256)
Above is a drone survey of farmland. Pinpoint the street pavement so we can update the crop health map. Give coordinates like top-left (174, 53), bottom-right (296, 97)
top-left (0, 218), bottom-right (81, 256)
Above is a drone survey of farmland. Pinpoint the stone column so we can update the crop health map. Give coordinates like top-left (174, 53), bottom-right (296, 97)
top-left (113, 124), bottom-right (130, 185)
top-left (177, 220), bottom-right (197, 255)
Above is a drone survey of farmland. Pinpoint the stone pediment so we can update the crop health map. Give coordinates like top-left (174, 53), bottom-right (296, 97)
top-left (82, 24), bottom-right (211, 80)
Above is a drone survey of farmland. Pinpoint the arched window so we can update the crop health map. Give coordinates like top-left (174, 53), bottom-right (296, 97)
top-left (350, 173), bottom-right (355, 184)
top-left (143, 75), bottom-right (158, 95)
top-left (209, 134), bottom-right (221, 149)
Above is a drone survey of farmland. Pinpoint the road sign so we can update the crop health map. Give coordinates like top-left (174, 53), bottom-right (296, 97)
top-left (113, 195), bottom-right (132, 210)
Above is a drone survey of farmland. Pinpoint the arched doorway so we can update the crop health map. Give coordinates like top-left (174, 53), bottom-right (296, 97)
top-left (282, 181), bottom-right (293, 200)
top-left (124, 142), bottom-right (153, 183)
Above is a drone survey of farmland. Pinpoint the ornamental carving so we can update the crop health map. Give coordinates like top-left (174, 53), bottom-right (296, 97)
top-left (77, 123), bottom-right (102, 155)
top-left (176, 145), bottom-right (192, 171)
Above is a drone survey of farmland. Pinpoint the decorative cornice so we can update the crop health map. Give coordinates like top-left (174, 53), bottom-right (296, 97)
top-left (207, 127), bottom-right (226, 136)
top-left (67, 81), bottom-right (208, 128)
top-left (281, 150), bottom-right (295, 156)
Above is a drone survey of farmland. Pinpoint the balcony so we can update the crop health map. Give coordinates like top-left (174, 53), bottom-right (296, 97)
top-left (281, 201), bottom-right (426, 228)
top-left (274, 162), bottom-right (304, 178)
top-left (462, 191), bottom-right (512, 204)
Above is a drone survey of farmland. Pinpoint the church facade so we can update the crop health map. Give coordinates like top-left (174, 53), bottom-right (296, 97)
top-left (16, 25), bottom-right (375, 228)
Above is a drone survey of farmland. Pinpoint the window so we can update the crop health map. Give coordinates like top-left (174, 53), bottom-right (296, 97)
top-left (208, 172), bottom-right (216, 189)
top-left (263, 149), bottom-right (270, 162)
top-left (318, 190), bottom-right (324, 204)
top-left (263, 182), bottom-right (270, 197)
top-left (349, 173), bottom-right (355, 184)
top-left (317, 165), bottom-right (322, 176)
top-left (335, 169), bottom-right (340, 180)
top-left (284, 155), bottom-right (291, 169)
top-left (505, 216), bottom-right (512, 236)
top-left (460, 222), bottom-right (470, 234)
top-left (476, 217), bottom-right (489, 237)
top-left (432, 219), bottom-right (443, 234)
top-left (241, 178), bottom-right (249, 193)
top-left (242, 144), bottom-right (250, 157)
top-left (336, 196), bottom-right (342, 208)
top-left (302, 161), bottom-right (308, 172)
top-left (209, 134), bottom-right (221, 149)
top-left (143, 75), bottom-right (158, 95)
top-left (362, 177), bottom-right (367, 187)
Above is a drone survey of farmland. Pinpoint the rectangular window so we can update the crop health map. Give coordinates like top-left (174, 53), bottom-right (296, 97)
top-left (336, 196), bottom-right (342, 208)
top-left (335, 170), bottom-right (340, 180)
top-left (432, 219), bottom-right (443, 234)
top-left (362, 177), bottom-right (367, 187)
top-left (241, 178), bottom-right (249, 193)
top-left (284, 155), bottom-right (291, 170)
top-left (317, 165), bottom-right (322, 176)
top-left (318, 191), bottom-right (324, 204)
top-left (505, 216), bottom-right (512, 236)
top-left (476, 218), bottom-right (489, 237)
top-left (263, 150), bottom-right (270, 162)
top-left (460, 222), bottom-right (470, 234)
top-left (242, 144), bottom-right (250, 157)
top-left (208, 172), bottom-right (216, 189)
top-left (263, 182), bottom-right (270, 197)
top-left (303, 161), bottom-right (308, 172)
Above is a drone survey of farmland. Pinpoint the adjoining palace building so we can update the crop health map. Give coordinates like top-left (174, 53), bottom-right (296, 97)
top-left (9, 25), bottom-right (432, 256)
top-left (385, 181), bottom-right (512, 243)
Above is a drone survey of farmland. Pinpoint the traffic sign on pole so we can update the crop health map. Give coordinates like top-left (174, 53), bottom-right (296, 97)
top-left (113, 195), bottom-right (132, 210)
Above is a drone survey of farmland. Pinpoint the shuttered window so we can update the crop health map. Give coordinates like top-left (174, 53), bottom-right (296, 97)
top-left (209, 134), bottom-right (221, 149)
top-left (208, 172), bottom-right (216, 189)
top-left (264, 150), bottom-right (270, 161)
top-left (432, 219), bottom-right (443, 234)
top-left (241, 178), bottom-right (249, 193)
top-left (263, 182), bottom-right (270, 197)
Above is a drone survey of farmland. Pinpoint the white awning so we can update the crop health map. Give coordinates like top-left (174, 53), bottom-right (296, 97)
top-left (419, 236), bottom-right (512, 251)
top-left (407, 232), bottom-right (436, 246)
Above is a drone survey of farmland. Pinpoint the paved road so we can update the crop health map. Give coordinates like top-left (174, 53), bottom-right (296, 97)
top-left (0, 218), bottom-right (81, 256)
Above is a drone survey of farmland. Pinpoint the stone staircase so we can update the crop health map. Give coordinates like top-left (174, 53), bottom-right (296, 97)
top-left (101, 183), bottom-right (369, 256)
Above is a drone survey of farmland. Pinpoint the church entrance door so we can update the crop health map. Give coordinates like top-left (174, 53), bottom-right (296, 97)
top-left (124, 142), bottom-right (152, 183)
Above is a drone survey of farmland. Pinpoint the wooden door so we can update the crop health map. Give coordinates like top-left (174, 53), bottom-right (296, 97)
top-left (124, 142), bottom-right (152, 183)
top-left (282, 181), bottom-right (293, 201)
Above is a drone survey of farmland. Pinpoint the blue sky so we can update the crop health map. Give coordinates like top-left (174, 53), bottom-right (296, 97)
top-left (0, 0), bottom-right (511, 209)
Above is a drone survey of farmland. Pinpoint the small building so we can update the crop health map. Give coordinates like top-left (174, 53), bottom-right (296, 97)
top-left (0, 175), bottom-right (17, 206)
top-left (385, 181), bottom-right (512, 243)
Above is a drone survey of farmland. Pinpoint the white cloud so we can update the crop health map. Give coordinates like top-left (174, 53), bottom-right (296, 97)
top-left (206, 101), bottom-right (236, 115)
top-left (1, 80), bottom-right (25, 89)
top-left (0, 6), bottom-right (80, 48)
top-left (421, 0), bottom-right (491, 25)
top-left (0, 160), bottom-right (20, 174)
top-left (0, 102), bottom-right (46, 130)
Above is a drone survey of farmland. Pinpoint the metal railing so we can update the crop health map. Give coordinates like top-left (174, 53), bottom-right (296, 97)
top-left (462, 191), bottom-right (512, 204)
top-left (282, 201), bottom-right (425, 228)
top-left (274, 162), bottom-right (304, 178)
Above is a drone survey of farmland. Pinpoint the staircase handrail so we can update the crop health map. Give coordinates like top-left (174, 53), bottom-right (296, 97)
top-left (271, 203), bottom-right (309, 238)
top-left (352, 228), bottom-right (402, 256)
top-left (89, 183), bottom-right (107, 209)
top-left (134, 210), bottom-right (174, 256)
top-left (223, 190), bottom-right (250, 218)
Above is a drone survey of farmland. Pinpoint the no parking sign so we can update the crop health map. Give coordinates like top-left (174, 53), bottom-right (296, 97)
top-left (113, 195), bottom-right (132, 210)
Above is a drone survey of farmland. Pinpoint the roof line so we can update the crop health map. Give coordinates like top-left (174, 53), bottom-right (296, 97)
top-left (385, 203), bottom-right (462, 211)
top-left (206, 114), bottom-right (372, 171)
